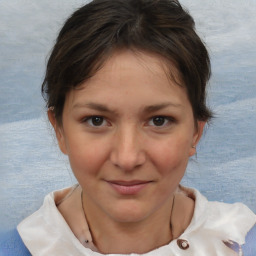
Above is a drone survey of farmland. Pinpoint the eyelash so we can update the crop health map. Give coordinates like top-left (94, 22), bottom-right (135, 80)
top-left (148, 116), bottom-right (176, 127)
top-left (81, 115), bottom-right (176, 128)
top-left (81, 116), bottom-right (108, 127)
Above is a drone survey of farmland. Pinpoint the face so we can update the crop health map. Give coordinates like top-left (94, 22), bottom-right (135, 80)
top-left (50, 50), bottom-right (205, 224)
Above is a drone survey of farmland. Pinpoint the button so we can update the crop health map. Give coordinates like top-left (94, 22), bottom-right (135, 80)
top-left (177, 239), bottom-right (189, 250)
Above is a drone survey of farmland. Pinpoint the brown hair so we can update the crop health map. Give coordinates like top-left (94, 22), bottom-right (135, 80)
top-left (42, 0), bottom-right (212, 124)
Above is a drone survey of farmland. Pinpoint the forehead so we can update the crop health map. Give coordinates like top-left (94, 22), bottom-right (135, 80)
top-left (65, 50), bottom-right (190, 111)
top-left (91, 50), bottom-right (181, 86)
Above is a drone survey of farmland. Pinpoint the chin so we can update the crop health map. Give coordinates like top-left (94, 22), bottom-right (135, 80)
top-left (106, 200), bottom-right (152, 223)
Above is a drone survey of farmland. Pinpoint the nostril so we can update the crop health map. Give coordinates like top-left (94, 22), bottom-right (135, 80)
top-left (110, 149), bottom-right (146, 171)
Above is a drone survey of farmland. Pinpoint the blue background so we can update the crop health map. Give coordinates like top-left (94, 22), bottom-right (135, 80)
top-left (0, 0), bottom-right (255, 233)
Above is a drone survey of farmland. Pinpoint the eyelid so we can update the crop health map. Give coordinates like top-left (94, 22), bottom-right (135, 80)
top-left (80, 115), bottom-right (176, 128)
top-left (81, 115), bottom-right (110, 127)
top-left (147, 116), bottom-right (176, 127)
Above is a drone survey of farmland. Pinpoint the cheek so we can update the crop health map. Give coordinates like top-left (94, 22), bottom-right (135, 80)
top-left (150, 136), bottom-right (191, 175)
top-left (66, 140), bottom-right (109, 180)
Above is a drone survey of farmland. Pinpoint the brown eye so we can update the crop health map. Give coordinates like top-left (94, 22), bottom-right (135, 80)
top-left (147, 116), bottom-right (175, 128)
top-left (91, 116), bottom-right (104, 126)
top-left (83, 116), bottom-right (107, 127)
top-left (152, 116), bottom-right (166, 126)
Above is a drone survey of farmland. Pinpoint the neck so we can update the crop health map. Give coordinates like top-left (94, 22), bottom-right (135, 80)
top-left (96, 222), bottom-right (172, 254)
top-left (83, 194), bottom-right (174, 254)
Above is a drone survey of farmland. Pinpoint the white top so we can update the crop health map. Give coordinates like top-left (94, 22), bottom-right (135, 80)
top-left (18, 185), bottom-right (256, 256)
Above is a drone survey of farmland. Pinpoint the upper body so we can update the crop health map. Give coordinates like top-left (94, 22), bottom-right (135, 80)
top-left (14, 0), bottom-right (256, 255)
top-left (17, 184), bottom-right (256, 255)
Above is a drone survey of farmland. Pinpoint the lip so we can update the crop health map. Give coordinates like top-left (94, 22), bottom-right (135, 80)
top-left (106, 180), bottom-right (152, 195)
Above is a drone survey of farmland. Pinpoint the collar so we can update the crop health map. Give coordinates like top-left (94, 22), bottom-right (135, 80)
top-left (17, 185), bottom-right (256, 256)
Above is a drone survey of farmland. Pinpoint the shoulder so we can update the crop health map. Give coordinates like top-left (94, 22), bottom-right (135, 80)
top-left (205, 199), bottom-right (256, 244)
top-left (178, 185), bottom-right (256, 254)
top-left (17, 185), bottom-right (93, 255)
top-left (2, 187), bottom-right (80, 256)
top-left (0, 229), bottom-right (31, 256)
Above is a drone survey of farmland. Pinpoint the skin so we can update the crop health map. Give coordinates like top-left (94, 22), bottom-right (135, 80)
top-left (49, 50), bottom-right (205, 254)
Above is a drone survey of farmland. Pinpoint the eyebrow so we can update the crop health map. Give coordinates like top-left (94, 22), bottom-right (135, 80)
top-left (143, 102), bottom-right (182, 113)
top-left (73, 102), bottom-right (181, 114)
top-left (72, 102), bottom-right (118, 114)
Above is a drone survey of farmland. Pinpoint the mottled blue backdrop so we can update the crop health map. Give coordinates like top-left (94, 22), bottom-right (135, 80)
top-left (0, 0), bottom-right (255, 233)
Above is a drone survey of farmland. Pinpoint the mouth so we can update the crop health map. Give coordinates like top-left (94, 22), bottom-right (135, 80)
top-left (106, 180), bottom-right (152, 195)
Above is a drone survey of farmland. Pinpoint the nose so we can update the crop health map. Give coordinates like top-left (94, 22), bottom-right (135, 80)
top-left (110, 126), bottom-right (146, 171)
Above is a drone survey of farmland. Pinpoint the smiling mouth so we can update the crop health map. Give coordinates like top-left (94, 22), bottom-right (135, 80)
top-left (106, 180), bottom-right (152, 195)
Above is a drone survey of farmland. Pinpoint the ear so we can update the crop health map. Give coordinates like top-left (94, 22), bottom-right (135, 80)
top-left (47, 109), bottom-right (68, 155)
top-left (189, 121), bottom-right (206, 156)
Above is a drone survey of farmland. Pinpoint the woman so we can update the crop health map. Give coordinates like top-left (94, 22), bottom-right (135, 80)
top-left (17, 0), bottom-right (255, 255)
